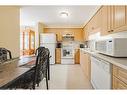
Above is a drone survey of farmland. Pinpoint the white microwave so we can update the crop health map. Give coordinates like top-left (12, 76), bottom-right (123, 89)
top-left (95, 38), bottom-right (127, 57)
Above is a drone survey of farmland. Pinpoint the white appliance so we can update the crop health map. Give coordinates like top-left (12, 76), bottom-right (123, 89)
top-left (40, 33), bottom-right (56, 64)
top-left (62, 34), bottom-right (74, 41)
top-left (95, 38), bottom-right (127, 57)
top-left (61, 43), bottom-right (74, 64)
top-left (91, 56), bottom-right (111, 89)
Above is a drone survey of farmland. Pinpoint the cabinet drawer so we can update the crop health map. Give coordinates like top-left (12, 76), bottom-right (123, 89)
top-left (113, 76), bottom-right (127, 89)
top-left (113, 65), bottom-right (127, 84)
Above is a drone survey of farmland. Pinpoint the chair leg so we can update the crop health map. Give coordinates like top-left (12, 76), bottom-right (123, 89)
top-left (48, 60), bottom-right (50, 80)
top-left (37, 83), bottom-right (39, 87)
top-left (32, 81), bottom-right (36, 89)
top-left (46, 74), bottom-right (49, 90)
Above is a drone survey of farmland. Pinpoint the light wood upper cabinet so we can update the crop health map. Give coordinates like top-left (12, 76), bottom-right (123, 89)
top-left (74, 29), bottom-right (84, 41)
top-left (93, 8), bottom-right (102, 30)
top-left (56, 32), bottom-right (62, 41)
top-left (84, 7), bottom-right (102, 37)
top-left (101, 6), bottom-right (108, 35)
top-left (113, 6), bottom-right (127, 32)
top-left (101, 6), bottom-right (127, 35)
top-left (83, 26), bottom-right (88, 41)
top-left (85, 6), bottom-right (127, 37)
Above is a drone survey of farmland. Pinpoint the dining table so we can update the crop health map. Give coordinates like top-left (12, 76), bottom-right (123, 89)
top-left (0, 56), bottom-right (46, 89)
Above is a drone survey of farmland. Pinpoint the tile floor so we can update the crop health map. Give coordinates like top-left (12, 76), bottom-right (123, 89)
top-left (37, 64), bottom-right (93, 90)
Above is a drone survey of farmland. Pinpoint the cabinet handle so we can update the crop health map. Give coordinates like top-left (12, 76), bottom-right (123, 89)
top-left (111, 30), bottom-right (114, 32)
top-left (108, 30), bottom-right (114, 33)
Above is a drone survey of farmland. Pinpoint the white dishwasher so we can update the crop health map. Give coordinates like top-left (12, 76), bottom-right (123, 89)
top-left (91, 56), bottom-right (111, 89)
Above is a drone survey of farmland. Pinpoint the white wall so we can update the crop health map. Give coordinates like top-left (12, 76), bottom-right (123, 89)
top-left (35, 22), bottom-right (44, 49)
top-left (0, 6), bottom-right (20, 58)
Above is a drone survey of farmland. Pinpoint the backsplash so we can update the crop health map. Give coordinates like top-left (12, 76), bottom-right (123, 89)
top-left (86, 31), bottom-right (127, 51)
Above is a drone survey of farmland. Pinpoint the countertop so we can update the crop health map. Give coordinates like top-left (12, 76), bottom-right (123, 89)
top-left (80, 48), bottom-right (127, 70)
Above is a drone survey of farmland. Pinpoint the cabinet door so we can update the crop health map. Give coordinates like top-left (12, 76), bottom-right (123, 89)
top-left (74, 30), bottom-right (84, 41)
top-left (55, 48), bottom-right (61, 64)
top-left (93, 8), bottom-right (102, 30)
top-left (113, 6), bottom-right (127, 32)
top-left (56, 32), bottom-right (62, 41)
top-left (83, 26), bottom-right (88, 41)
top-left (80, 50), bottom-right (91, 80)
top-left (80, 51), bottom-right (86, 75)
top-left (75, 49), bottom-right (80, 64)
top-left (87, 54), bottom-right (91, 81)
top-left (101, 6), bottom-right (113, 35)
top-left (113, 65), bottom-right (127, 84)
top-left (87, 21), bottom-right (93, 35)
top-left (113, 76), bottom-right (127, 89)
top-left (101, 6), bottom-right (108, 35)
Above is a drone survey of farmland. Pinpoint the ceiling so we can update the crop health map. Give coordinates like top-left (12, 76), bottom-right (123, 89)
top-left (20, 6), bottom-right (100, 28)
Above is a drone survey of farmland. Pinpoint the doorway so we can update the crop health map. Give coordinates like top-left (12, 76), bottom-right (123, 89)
top-left (20, 28), bottom-right (35, 56)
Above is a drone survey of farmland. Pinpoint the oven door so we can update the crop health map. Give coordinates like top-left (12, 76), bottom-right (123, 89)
top-left (61, 48), bottom-right (74, 58)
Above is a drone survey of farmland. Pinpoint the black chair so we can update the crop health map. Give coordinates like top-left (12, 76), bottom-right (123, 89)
top-left (8, 47), bottom-right (50, 89)
top-left (35, 46), bottom-right (45, 55)
top-left (0, 48), bottom-right (12, 63)
top-left (35, 47), bottom-right (50, 80)
top-left (33, 47), bottom-right (50, 89)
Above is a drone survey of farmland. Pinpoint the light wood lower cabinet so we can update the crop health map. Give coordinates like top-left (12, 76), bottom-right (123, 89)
top-left (80, 50), bottom-right (91, 80)
top-left (55, 48), bottom-right (61, 64)
top-left (112, 65), bottom-right (127, 89)
top-left (113, 76), bottom-right (127, 89)
top-left (75, 49), bottom-right (80, 64)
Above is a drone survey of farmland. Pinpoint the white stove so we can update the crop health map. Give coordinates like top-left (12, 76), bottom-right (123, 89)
top-left (61, 43), bottom-right (75, 64)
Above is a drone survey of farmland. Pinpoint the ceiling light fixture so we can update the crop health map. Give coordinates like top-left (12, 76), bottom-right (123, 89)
top-left (60, 12), bottom-right (68, 18)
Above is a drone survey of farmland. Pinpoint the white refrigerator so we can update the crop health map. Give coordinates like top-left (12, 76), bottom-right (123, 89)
top-left (40, 33), bottom-right (56, 64)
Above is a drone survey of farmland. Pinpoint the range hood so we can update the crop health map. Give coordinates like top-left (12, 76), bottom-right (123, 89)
top-left (62, 34), bottom-right (74, 41)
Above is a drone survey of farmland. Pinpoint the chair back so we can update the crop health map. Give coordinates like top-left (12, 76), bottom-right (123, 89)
top-left (0, 48), bottom-right (12, 63)
top-left (33, 47), bottom-right (50, 88)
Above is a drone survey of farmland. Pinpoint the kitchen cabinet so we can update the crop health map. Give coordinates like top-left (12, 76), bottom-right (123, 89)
top-left (44, 28), bottom-right (83, 42)
top-left (84, 6), bottom-right (127, 37)
top-left (91, 8), bottom-right (102, 32)
top-left (87, 8), bottom-right (102, 35)
top-left (84, 24), bottom-right (90, 40)
top-left (86, 20), bottom-right (93, 35)
top-left (112, 65), bottom-right (127, 89)
top-left (113, 76), bottom-right (127, 89)
top-left (56, 32), bottom-right (62, 41)
top-left (101, 6), bottom-right (127, 35)
top-left (80, 50), bottom-right (91, 80)
top-left (55, 48), bottom-right (61, 64)
top-left (113, 6), bottom-right (127, 33)
top-left (83, 7), bottom-right (102, 38)
top-left (83, 26), bottom-right (88, 41)
top-left (101, 6), bottom-right (109, 35)
top-left (74, 30), bottom-right (84, 42)
top-left (75, 49), bottom-right (80, 64)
